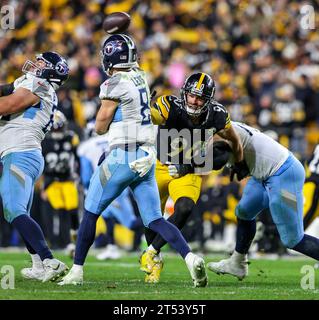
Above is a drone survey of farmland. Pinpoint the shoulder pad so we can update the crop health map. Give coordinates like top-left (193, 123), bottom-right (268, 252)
top-left (154, 95), bottom-right (178, 120)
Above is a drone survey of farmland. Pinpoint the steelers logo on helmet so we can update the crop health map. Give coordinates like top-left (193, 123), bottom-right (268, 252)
top-left (181, 72), bottom-right (216, 117)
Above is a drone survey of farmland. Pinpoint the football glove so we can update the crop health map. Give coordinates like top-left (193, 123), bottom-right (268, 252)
top-left (212, 140), bottom-right (232, 170)
top-left (230, 159), bottom-right (250, 181)
top-left (166, 162), bottom-right (194, 178)
top-left (129, 146), bottom-right (156, 177)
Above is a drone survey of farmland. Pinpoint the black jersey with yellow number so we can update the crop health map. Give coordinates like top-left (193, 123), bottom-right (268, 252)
top-left (152, 95), bottom-right (231, 168)
top-left (42, 130), bottom-right (79, 183)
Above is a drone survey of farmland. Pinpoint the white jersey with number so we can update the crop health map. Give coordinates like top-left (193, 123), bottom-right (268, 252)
top-left (229, 121), bottom-right (289, 180)
top-left (99, 68), bottom-right (156, 148)
top-left (0, 74), bottom-right (57, 158)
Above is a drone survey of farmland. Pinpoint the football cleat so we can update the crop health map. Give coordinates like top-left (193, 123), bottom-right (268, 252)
top-left (58, 267), bottom-right (83, 286)
top-left (207, 256), bottom-right (248, 281)
top-left (185, 253), bottom-right (208, 288)
top-left (21, 267), bottom-right (45, 281)
top-left (145, 259), bottom-right (164, 284)
top-left (96, 244), bottom-right (122, 260)
top-left (42, 258), bottom-right (69, 282)
top-left (139, 249), bottom-right (158, 274)
top-left (65, 243), bottom-right (76, 259)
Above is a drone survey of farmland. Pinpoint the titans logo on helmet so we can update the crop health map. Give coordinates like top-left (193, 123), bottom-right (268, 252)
top-left (104, 40), bottom-right (124, 56)
top-left (55, 61), bottom-right (69, 76)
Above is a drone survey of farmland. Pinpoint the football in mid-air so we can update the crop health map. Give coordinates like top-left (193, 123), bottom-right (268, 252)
top-left (103, 12), bottom-right (131, 34)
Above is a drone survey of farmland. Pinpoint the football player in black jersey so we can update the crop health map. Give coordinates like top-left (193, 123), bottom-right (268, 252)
top-left (139, 72), bottom-right (246, 283)
top-left (41, 111), bottom-right (80, 252)
top-left (303, 144), bottom-right (319, 230)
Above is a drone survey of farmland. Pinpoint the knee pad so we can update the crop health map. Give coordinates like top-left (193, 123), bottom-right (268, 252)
top-left (170, 197), bottom-right (195, 227)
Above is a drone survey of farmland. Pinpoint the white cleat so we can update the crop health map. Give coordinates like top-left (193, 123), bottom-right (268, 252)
top-left (21, 267), bottom-right (45, 281)
top-left (58, 267), bottom-right (83, 286)
top-left (96, 244), bottom-right (122, 260)
top-left (186, 253), bottom-right (208, 288)
top-left (42, 258), bottom-right (69, 282)
top-left (65, 243), bottom-right (76, 259)
top-left (207, 257), bottom-right (248, 281)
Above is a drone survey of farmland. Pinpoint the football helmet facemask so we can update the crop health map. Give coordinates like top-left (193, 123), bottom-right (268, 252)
top-left (181, 73), bottom-right (215, 117)
top-left (22, 51), bottom-right (69, 87)
top-left (101, 34), bottom-right (138, 76)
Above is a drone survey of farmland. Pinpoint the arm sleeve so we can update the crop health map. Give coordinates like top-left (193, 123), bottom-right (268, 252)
top-left (151, 103), bottom-right (166, 125)
top-left (154, 96), bottom-right (171, 120)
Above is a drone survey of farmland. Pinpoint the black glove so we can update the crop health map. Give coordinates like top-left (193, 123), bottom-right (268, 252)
top-left (212, 140), bottom-right (232, 170)
top-left (230, 159), bottom-right (250, 181)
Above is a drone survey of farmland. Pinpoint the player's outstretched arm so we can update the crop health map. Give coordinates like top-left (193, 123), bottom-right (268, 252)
top-left (0, 87), bottom-right (40, 116)
top-left (95, 99), bottom-right (118, 135)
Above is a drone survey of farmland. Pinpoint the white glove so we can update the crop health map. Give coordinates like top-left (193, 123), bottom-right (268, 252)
top-left (166, 162), bottom-right (180, 178)
top-left (166, 162), bottom-right (194, 178)
top-left (129, 146), bottom-right (156, 177)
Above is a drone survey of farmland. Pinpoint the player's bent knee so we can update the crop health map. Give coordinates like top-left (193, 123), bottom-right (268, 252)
top-left (174, 197), bottom-right (195, 215)
top-left (170, 197), bottom-right (195, 227)
top-left (281, 235), bottom-right (304, 249)
top-left (235, 205), bottom-right (251, 221)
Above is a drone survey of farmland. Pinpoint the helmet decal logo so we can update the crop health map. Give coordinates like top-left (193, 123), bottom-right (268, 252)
top-left (55, 61), bottom-right (68, 75)
top-left (192, 82), bottom-right (204, 94)
top-left (104, 40), bottom-right (124, 56)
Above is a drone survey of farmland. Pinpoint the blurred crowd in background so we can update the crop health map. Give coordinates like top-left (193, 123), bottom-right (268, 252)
top-left (0, 0), bottom-right (319, 256)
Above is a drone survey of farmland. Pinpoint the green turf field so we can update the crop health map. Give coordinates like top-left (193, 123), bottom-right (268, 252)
top-left (0, 251), bottom-right (318, 300)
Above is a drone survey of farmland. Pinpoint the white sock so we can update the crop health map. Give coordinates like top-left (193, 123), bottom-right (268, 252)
top-left (148, 245), bottom-right (157, 253)
top-left (71, 264), bottom-right (83, 273)
top-left (232, 250), bottom-right (247, 262)
top-left (184, 252), bottom-right (195, 264)
top-left (31, 254), bottom-right (43, 269)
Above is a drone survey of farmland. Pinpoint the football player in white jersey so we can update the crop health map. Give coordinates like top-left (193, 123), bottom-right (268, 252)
top-left (0, 51), bottom-right (69, 282)
top-left (207, 121), bottom-right (319, 280)
top-left (77, 128), bottom-right (143, 260)
top-left (59, 34), bottom-right (207, 287)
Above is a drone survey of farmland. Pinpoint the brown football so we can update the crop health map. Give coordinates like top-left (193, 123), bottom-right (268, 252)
top-left (103, 12), bottom-right (131, 34)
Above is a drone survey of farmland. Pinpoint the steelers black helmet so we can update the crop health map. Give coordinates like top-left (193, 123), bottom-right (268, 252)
top-left (181, 72), bottom-right (215, 117)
